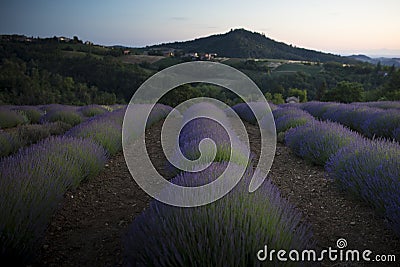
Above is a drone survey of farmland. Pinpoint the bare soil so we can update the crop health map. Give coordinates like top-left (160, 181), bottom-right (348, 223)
top-left (35, 121), bottom-right (399, 266)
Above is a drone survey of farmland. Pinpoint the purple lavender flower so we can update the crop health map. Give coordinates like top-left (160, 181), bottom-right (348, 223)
top-left (0, 136), bottom-right (107, 263)
top-left (301, 102), bottom-right (400, 141)
top-left (65, 110), bottom-right (123, 155)
top-left (285, 120), bottom-right (363, 166)
top-left (40, 105), bottom-right (82, 126)
top-left (300, 101), bottom-right (341, 118)
top-left (0, 107), bottom-right (28, 129)
top-left (362, 109), bottom-right (400, 140)
top-left (166, 102), bottom-right (253, 175)
top-left (354, 101), bottom-right (400, 110)
top-left (12, 106), bottom-right (44, 124)
top-left (0, 131), bottom-right (21, 157)
top-left (79, 104), bottom-right (109, 117)
top-left (272, 107), bottom-right (315, 133)
top-left (124, 162), bottom-right (314, 266)
top-left (231, 102), bottom-right (273, 125)
top-left (326, 138), bottom-right (400, 236)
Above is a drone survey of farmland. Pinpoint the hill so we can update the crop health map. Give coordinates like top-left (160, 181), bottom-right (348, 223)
top-left (347, 54), bottom-right (400, 67)
top-left (1, 32), bottom-right (398, 105)
top-left (0, 35), bottom-right (150, 105)
top-left (150, 29), bottom-right (354, 63)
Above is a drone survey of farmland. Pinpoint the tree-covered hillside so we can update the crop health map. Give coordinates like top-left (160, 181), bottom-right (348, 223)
top-left (0, 34), bottom-right (399, 106)
top-left (0, 35), bottom-right (149, 105)
top-left (152, 29), bottom-right (356, 63)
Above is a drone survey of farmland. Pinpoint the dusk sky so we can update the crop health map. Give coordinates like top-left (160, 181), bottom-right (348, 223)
top-left (1, 0), bottom-right (399, 57)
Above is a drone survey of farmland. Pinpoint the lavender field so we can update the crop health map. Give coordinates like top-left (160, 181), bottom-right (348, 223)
top-left (0, 101), bottom-right (399, 265)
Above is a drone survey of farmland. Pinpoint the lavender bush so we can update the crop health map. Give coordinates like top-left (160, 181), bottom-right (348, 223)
top-left (167, 103), bottom-right (252, 175)
top-left (300, 102), bottom-right (400, 141)
top-left (320, 104), bottom-right (378, 133)
top-left (326, 138), bottom-right (400, 236)
top-left (79, 104), bottom-right (109, 117)
top-left (17, 124), bottom-right (51, 145)
top-left (272, 106), bottom-right (306, 120)
top-left (0, 136), bottom-right (107, 263)
top-left (13, 106), bottom-right (44, 124)
top-left (109, 104), bottom-right (127, 111)
top-left (285, 120), bottom-right (363, 166)
top-left (124, 163), bottom-right (313, 266)
top-left (170, 117), bottom-right (251, 176)
top-left (0, 131), bottom-right (21, 158)
top-left (65, 110), bottom-right (123, 155)
top-left (45, 121), bottom-right (74, 135)
top-left (272, 107), bottom-right (315, 133)
top-left (355, 101), bottom-right (400, 110)
top-left (361, 109), bottom-right (400, 140)
top-left (0, 122), bottom-right (73, 158)
top-left (68, 104), bottom-right (171, 155)
top-left (147, 103), bottom-right (173, 128)
top-left (40, 106), bottom-right (82, 126)
top-left (40, 104), bottom-right (79, 113)
top-left (231, 102), bottom-right (273, 125)
top-left (275, 113), bottom-right (314, 134)
top-left (17, 122), bottom-right (73, 145)
top-left (300, 101), bottom-right (341, 119)
top-left (394, 127), bottom-right (400, 142)
top-left (0, 107), bottom-right (28, 129)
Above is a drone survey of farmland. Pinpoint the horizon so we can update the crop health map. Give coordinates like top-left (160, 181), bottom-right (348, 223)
top-left (1, 0), bottom-right (400, 58)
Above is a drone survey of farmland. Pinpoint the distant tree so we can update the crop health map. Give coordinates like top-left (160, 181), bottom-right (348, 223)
top-left (272, 84), bottom-right (285, 95)
top-left (288, 88), bottom-right (307, 102)
top-left (272, 93), bottom-right (285, 104)
top-left (94, 91), bottom-right (117, 105)
top-left (375, 61), bottom-right (382, 72)
top-left (389, 64), bottom-right (396, 75)
top-left (315, 81), bottom-right (327, 101)
top-left (381, 69), bottom-right (400, 100)
top-left (323, 81), bottom-right (364, 103)
top-left (159, 84), bottom-right (202, 107)
top-left (264, 92), bottom-right (272, 101)
top-left (73, 36), bottom-right (82, 44)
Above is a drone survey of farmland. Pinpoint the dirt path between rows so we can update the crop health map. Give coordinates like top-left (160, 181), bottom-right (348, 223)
top-left (36, 121), bottom-right (399, 266)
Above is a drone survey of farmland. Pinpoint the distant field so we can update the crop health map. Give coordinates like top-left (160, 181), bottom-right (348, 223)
top-left (272, 63), bottom-right (323, 75)
top-left (222, 57), bottom-right (290, 64)
top-left (62, 50), bottom-right (103, 60)
top-left (120, 55), bottom-right (165, 64)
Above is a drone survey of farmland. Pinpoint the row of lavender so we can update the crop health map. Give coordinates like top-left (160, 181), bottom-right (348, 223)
top-left (0, 104), bottom-right (116, 129)
top-left (0, 104), bottom-right (171, 264)
top-left (297, 101), bottom-right (400, 142)
top-left (0, 104), bottom-right (118, 158)
top-left (123, 103), bottom-right (314, 266)
top-left (267, 104), bottom-right (400, 236)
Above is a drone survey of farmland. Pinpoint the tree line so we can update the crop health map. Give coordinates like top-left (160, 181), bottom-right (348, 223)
top-left (0, 36), bottom-right (399, 106)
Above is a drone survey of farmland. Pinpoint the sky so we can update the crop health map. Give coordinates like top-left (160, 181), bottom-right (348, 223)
top-left (1, 0), bottom-right (399, 57)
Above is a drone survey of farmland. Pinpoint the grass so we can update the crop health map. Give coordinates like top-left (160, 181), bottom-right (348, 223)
top-left (273, 63), bottom-right (323, 75)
